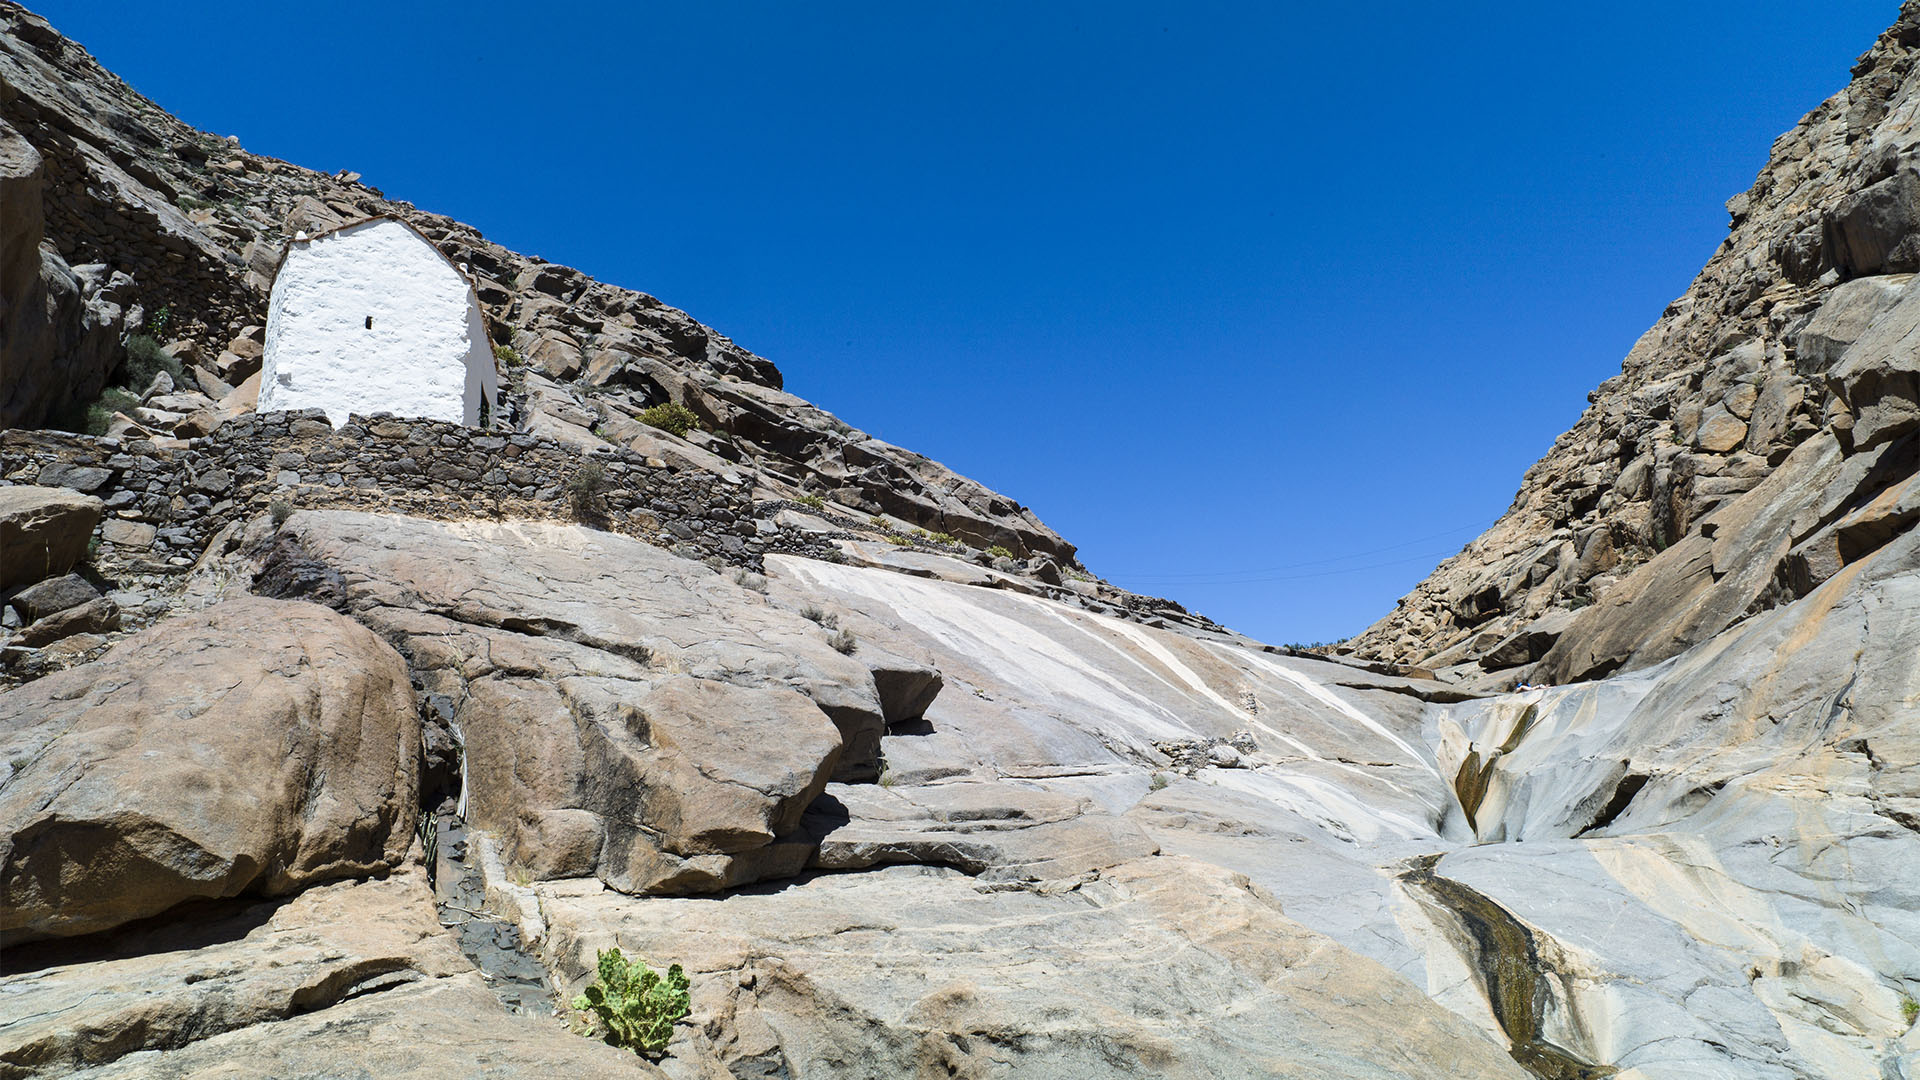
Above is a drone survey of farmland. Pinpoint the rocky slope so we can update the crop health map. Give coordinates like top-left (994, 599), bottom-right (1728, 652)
top-left (0, 0), bottom-right (1091, 567)
top-left (5, 4), bottom-right (1920, 1080)
top-left (1351, 4), bottom-right (1920, 690)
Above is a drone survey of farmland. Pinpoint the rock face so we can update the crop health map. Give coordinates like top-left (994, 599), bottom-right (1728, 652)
top-left (0, 115), bottom-right (128, 431)
top-left (1352, 6), bottom-right (1920, 688)
top-left (0, 595), bottom-right (419, 943)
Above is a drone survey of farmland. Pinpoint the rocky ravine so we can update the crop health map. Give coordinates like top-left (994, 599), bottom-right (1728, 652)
top-left (5, 5), bottom-right (1920, 1080)
top-left (1352, 4), bottom-right (1920, 692)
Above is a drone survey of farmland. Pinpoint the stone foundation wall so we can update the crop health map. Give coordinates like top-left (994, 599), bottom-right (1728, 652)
top-left (0, 410), bottom-right (839, 571)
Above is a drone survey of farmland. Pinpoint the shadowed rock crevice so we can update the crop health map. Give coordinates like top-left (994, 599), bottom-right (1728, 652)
top-left (1572, 769), bottom-right (1648, 838)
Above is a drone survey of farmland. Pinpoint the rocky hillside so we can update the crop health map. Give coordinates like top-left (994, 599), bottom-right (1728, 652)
top-left (5, 5), bottom-right (1920, 1080)
top-left (0, 0), bottom-right (1140, 578)
top-left (1351, 5), bottom-right (1920, 690)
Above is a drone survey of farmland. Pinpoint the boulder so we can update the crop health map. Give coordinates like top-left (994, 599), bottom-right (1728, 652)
top-left (6, 572), bottom-right (100, 621)
top-left (0, 596), bottom-right (419, 943)
top-left (14, 596), bottom-right (119, 646)
top-left (0, 486), bottom-right (103, 590)
top-left (860, 647), bottom-right (944, 725)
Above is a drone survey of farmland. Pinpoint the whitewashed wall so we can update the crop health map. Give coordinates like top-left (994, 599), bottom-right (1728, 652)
top-left (258, 218), bottom-right (497, 427)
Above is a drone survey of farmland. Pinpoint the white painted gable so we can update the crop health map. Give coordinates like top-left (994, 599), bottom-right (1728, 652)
top-left (257, 217), bottom-right (497, 428)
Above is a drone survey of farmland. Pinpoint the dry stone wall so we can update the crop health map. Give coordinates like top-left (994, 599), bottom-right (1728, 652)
top-left (0, 412), bottom-right (840, 576)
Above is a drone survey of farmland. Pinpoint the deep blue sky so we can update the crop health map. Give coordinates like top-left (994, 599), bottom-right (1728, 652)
top-left (38, 2), bottom-right (1898, 644)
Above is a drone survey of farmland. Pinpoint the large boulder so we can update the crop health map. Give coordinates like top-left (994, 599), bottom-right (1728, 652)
top-left (0, 486), bottom-right (103, 590)
top-left (264, 510), bottom-right (886, 896)
top-left (0, 596), bottom-right (420, 943)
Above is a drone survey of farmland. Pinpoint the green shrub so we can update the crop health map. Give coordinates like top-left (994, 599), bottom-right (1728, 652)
top-left (270, 498), bottom-right (293, 528)
top-left (794, 493), bottom-right (826, 510)
top-left (122, 334), bottom-right (181, 390)
top-left (146, 305), bottom-right (172, 337)
top-left (638, 402), bottom-right (700, 438)
top-left (493, 344), bottom-right (524, 367)
top-left (930, 532), bottom-right (958, 546)
top-left (565, 462), bottom-right (607, 520)
top-left (571, 947), bottom-right (691, 1058)
top-left (827, 628), bottom-right (857, 654)
top-left (80, 387), bottom-right (141, 435)
top-left (1148, 773), bottom-right (1170, 792)
top-left (799, 604), bottom-right (839, 629)
top-left (868, 515), bottom-right (889, 530)
top-left (986, 545), bottom-right (1014, 560)
top-left (885, 534), bottom-right (913, 546)
top-left (731, 569), bottom-right (768, 593)
top-left (1904, 993), bottom-right (1919, 1024)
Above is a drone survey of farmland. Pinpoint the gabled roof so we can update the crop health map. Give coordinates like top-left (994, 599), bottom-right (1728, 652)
top-left (268, 214), bottom-right (487, 313)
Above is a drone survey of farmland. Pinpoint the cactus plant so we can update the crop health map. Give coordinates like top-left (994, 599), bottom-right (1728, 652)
top-left (571, 947), bottom-right (691, 1058)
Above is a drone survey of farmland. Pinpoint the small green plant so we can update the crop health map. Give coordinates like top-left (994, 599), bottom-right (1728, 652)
top-left (77, 387), bottom-right (140, 435)
top-left (1148, 773), bottom-right (1170, 792)
top-left (270, 498), bottom-right (293, 528)
top-left (571, 947), bottom-right (691, 1058)
top-left (1903, 992), bottom-right (1919, 1025)
top-left (493, 343), bottom-right (523, 367)
top-left (637, 402), bottom-right (700, 438)
top-left (799, 604), bottom-right (839, 629)
top-left (930, 532), bottom-right (959, 546)
top-left (868, 515), bottom-right (889, 530)
top-left (878, 767), bottom-right (897, 788)
top-left (730, 569), bottom-right (768, 593)
top-left (827, 628), bottom-right (857, 655)
top-left (885, 533), bottom-right (913, 546)
top-left (565, 462), bottom-right (607, 520)
top-left (986, 545), bottom-right (1014, 560)
top-left (146, 305), bottom-right (172, 337)
top-left (794, 493), bottom-right (826, 510)
top-left (122, 334), bottom-right (182, 390)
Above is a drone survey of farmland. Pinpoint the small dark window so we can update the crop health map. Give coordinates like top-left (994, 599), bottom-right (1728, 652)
top-left (365, 315), bottom-right (374, 329)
